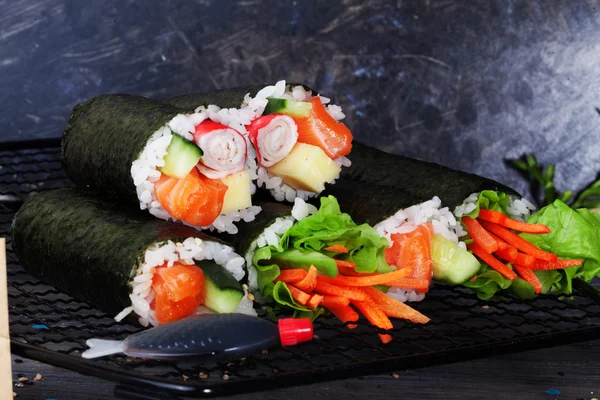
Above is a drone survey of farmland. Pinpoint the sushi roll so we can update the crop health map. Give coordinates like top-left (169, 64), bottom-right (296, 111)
top-left (165, 80), bottom-right (353, 203)
top-left (218, 195), bottom-right (429, 342)
top-left (326, 179), bottom-right (585, 302)
top-left (11, 189), bottom-right (254, 327)
top-left (62, 94), bottom-right (260, 234)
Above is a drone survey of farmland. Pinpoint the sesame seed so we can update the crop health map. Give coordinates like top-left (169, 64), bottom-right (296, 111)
top-left (247, 293), bottom-right (255, 301)
top-left (223, 374), bottom-right (230, 381)
top-left (14, 383), bottom-right (24, 388)
top-left (199, 372), bottom-right (209, 379)
top-left (392, 373), bottom-right (400, 379)
top-left (262, 350), bottom-right (269, 355)
top-left (182, 375), bottom-right (189, 381)
top-left (176, 242), bottom-right (184, 247)
top-left (18, 377), bottom-right (28, 382)
top-left (34, 373), bottom-right (43, 381)
top-left (242, 284), bottom-right (249, 290)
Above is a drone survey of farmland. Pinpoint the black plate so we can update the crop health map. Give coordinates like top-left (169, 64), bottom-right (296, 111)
top-left (4, 140), bottom-right (600, 399)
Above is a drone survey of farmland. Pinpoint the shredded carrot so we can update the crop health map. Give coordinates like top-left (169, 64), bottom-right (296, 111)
top-left (363, 287), bottom-right (430, 324)
top-left (314, 280), bottom-right (368, 301)
top-left (514, 252), bottom-right (536, 267)
top-left (513, 264), bottom-right (542, 294)
top-left (325, 304), bottom-right (359, 329)
top-left (321, 295), bottom-right (350, 308)
top-left (475, 208), bottom-right (505, 224)
top-left (324, 244), bottom-right (349, 253)
top-left (477, 209), bottom-right (551, 234)
top-left (286, 284), bottom-right (311, 305)
top-left (467, 242), bottom-right (517, 280)
top-left (531, 259), bottom-right (584, 270)
top-left (275, 269), bottom-right (308, 283)
top-left (293, 265), bottom-right (318, 292)
top-left (323, 267), bottom-right (414, 287)
top-left (352, 299), bottom-right (394, 344)
top-left (494, 246), bottom-right (517, 262)
top-left (478, 220), bottom-right (557, 262)
top-left (384, 278), bottom-right (430, 292)
top-left (462, 216), bottom-right (498, 253)
top-left (307, 293), bottom-right (323, 309)
top-left (469, 275), bottom-right (478, 282)
top-left (488, 232), bottom-right (513, 251)
top-left (335, 259), bottom-right (356, 269)
top-left (337, 266), bottom-right (378, 277)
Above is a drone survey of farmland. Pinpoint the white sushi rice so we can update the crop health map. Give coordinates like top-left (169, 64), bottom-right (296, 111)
top-left (245, 198), bottom-right (318, 295)
top-left (243, 81), bottom-right (352, 202)
top-left (131, 109), bottom-right (261, 234)
top-left (373, 196), bottom-right (466, 303)
top-left (453, 193), bottom-right (537, 223)
top-left (114, 237), bottom-right (255, 327)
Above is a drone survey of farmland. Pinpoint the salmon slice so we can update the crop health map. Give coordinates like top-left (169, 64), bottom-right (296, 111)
top-left (155, 168), bottom-right (227, 227)
top-left (152, 264), bottom-right (206, 324)
top-left (385, 223), bottom-right (434, 293)
top-left (294, 97), bottom-right (353, 159)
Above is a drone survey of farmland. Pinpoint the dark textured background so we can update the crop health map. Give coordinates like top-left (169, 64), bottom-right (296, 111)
top-left (3, 0), bottom-right (600, 398)
top-left (3, 0), bottom-right (600, 200)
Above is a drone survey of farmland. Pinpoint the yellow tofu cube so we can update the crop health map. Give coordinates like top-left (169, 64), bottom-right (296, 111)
top-left (220, 170), bottom-right (252, 214)
top-left (266, 143), bottom-right (341, 192)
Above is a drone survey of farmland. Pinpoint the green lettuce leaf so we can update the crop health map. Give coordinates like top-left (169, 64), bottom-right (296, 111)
top-left (464, 190), bottom-right (511, 218)
top-left (520, 199), bottom-right (600, 295)
top-left (283, 196), bottom-right (389, 273)
top-left (255, 196), bottom-right (389, 316)
top-left (462, 265), bottom-right (514, 300)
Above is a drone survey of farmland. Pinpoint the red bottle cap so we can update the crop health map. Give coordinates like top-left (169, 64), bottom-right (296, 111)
top-left (277, 318), bottom-right (313, 347)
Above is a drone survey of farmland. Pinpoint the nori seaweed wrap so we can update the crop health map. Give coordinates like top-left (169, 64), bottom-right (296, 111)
top-left (11, 189), bottom-right (250, 326)
top-left (341, 142), bottom-right (518, 207)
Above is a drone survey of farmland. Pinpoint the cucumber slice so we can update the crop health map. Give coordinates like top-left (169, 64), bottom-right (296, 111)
top-left (264, 98), bottom-right (312, 118)
top-left (431, 234), bottom-right (481, 284)
top-left (271, 249), bottom-right (338, 278)
top-left (196, 260), bottom-right (244, 313)
top-left (159, 134), bottom-right (202, 179)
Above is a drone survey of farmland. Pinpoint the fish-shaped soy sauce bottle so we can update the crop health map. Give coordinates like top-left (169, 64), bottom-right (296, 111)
top-left (82, 313), bottom-right (313, 360)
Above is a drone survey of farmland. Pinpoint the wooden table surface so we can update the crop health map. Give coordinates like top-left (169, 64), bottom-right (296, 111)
top-left (4, 0), bottom-right (600, 399)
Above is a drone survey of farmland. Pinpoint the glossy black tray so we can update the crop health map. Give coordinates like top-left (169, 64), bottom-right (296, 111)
top-left (3, 140), bottom-right (600, 399)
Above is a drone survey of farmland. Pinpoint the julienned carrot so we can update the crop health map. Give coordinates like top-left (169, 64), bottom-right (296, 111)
top-left (286, 284), bottom-right (311, 305)
top-left (467, 242), bottom-right (517, 280)
top-left (531, 259), bottom-right (584, 270)
top-left (326, 304), bottom-right (358, 329)
top-left (513, 264), bottom-right (542, 294)
top-left (321, 295), bottom-right (350, 308)
top-left (478, 220), bottom-right (557, 262)
top-left (462, 216), bottom-right (498, 253)
top-left (324, 268), bottom-right (414, 287)
top-left (275, 269), bottom-right (308, 283)
top-left (352, 299), bottom-right (393, 344)
top-left (475, 208), bottom-right (505, 224)
top-left (488, 232), bottom-right (513, 251)
top-left (494, 246), bottom-right (517, 262)
top-left (307, 293), bottom-right (323, 309)
top-left (324, 244), bottom-right (349, 253)
top-left (314, 280), bottom-right (368, 301)
top-left (363, 287), bottom-right (430, 324)
top-left (338, 266), bottom-right (378, 277)
top-left (514, 252), bottom-right (536, 267)
top-left (294, 265), bottom-right (318, 292)
top-left (477, 209), bottom-right (551, 234)
top-left (335, 259), bottom-right (356, 269)
top-left (384, 278), bottom-right (430, 292)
